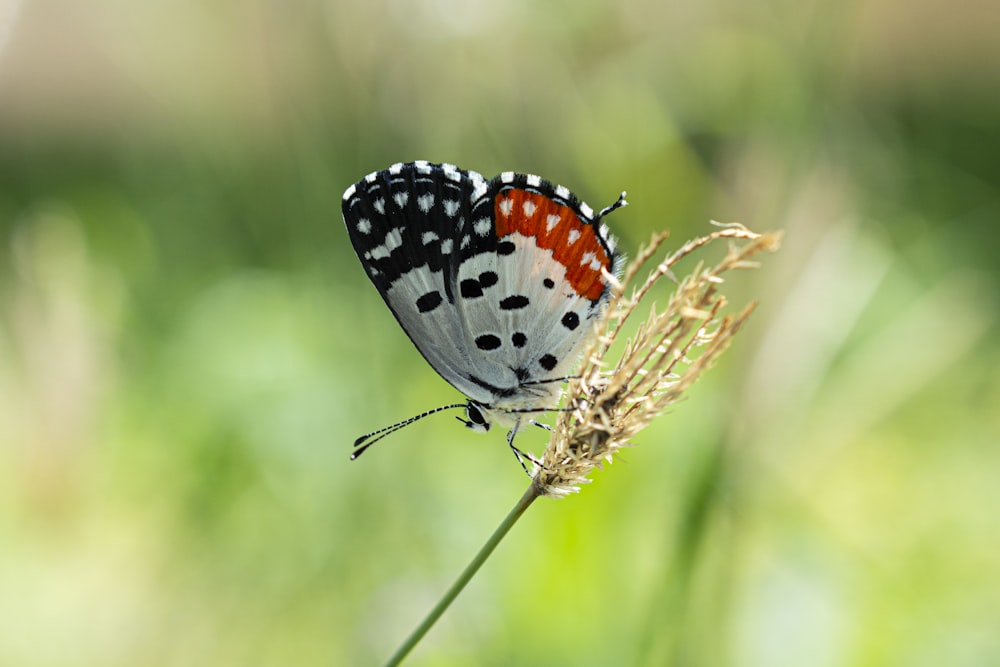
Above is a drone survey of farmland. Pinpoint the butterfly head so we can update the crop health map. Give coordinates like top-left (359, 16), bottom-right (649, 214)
top-left (457, 401), bottom-right (492, 433)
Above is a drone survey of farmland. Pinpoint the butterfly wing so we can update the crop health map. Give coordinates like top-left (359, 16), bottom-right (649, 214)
top-left (344, 163), bottom-right (623, 411)
top-left (342, 161), bottom-right (500, 403)
top-left (452, 172), bottom-right (623, 409)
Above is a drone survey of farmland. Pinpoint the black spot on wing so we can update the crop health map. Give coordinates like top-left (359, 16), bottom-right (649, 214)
top-left (479, 271), bottom-right (498, 288)
top-left (460, 279), bottom-right (483, 298)
top-left (561, 311), bottom-right (580, 330)
top-left (416, 290), bottom-right (443, 313)
top-left (539, 354), bottom-right (558, 371)
top-left (499, 295), bottom-right (530, 310)
top-left (475, 334), bottom-right (502, 351)
top-left (511, 332), bottom-right (527, 348)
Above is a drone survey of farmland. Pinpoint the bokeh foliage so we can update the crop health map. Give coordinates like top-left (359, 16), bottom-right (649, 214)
top-left (1, 0), bottom-right (998, 665)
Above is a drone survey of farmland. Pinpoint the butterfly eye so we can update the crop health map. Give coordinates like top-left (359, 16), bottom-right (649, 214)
top-left (464, 403), bottom-right (491, 432)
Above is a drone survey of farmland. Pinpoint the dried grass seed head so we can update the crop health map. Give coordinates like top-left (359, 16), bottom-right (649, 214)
top-left (532, 223), bottom-right (782, 498)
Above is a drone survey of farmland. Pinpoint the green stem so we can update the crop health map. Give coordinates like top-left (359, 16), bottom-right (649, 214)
top-left (382, 483), bottom-right (541, 667)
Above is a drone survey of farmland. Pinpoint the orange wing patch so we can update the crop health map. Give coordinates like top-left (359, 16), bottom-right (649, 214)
top-left (494, 188), bottom-right (610, 301)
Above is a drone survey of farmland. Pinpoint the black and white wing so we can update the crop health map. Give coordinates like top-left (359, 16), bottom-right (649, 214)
top-left (342, 161), bottom-right (498, 403)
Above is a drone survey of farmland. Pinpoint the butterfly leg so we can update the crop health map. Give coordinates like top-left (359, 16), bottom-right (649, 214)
top-left (506, 425), bottom-right (543, 476)
top-left (529, 420), bottom-right (551, 431)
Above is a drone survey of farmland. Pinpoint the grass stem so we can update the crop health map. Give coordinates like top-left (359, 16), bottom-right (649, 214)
top-left (383, 484), bottom-right (540, 667)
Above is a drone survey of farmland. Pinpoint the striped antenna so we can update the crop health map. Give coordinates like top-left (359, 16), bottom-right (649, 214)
top-left (351, 403), bottom-right (467, 460)
top-left (598, 191), bottom-right (628, 219)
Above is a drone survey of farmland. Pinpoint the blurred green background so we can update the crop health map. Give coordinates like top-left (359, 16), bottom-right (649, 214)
top-left (1, 0), bottom-right (998, 665)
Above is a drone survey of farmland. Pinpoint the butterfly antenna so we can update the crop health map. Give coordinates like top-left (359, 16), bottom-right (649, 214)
top-left (598, 191), bottom-right (628, 219)
top-left (351, 403), bottom-right (466, 460)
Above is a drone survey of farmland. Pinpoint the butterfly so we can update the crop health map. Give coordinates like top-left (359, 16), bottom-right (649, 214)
top-left (342, 161), bottom-right (625, 469)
